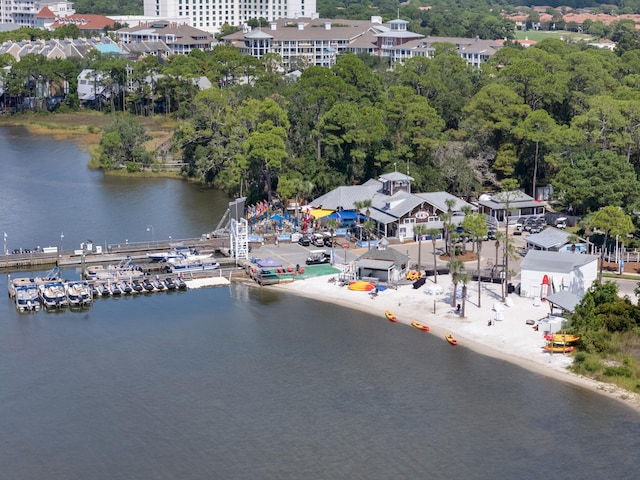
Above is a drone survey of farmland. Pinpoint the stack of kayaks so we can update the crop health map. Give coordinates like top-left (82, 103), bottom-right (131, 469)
top-left (348, 281), bottom-right (377, 292)
top-left (543, 333), bottom-right (579, 353)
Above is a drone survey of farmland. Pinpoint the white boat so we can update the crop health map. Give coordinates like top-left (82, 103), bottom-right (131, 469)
top-left (165, 258), bottom-right (219, 273)
top-left (39, 281), bottom-right (68, 308)
top-left (85, 257), bottom-right (143, 281)
top-left (66, 281), bottom-right (92, 307)
top-left (148, 247), bottom-right (212, 263)
top-left (15, 285), bottom-right (41, 312)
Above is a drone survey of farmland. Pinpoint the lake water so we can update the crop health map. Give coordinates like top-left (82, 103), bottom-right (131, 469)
top-left (1, 127), bottom-right (639, 479)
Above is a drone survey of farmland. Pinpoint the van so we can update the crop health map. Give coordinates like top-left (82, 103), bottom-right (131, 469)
top-left (555, 217), bottom-right (567, 229)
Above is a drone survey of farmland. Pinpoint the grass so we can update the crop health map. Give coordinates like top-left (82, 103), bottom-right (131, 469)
top-left (514, 30), bottom-right (595, 43)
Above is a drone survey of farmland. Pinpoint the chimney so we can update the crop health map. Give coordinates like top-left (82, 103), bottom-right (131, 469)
top-left (324, 22), bottom-right (331, 30)
top-left (270, 22), bottom-right (277, 30)
top-left (297, 22), bottom-right (304, 30)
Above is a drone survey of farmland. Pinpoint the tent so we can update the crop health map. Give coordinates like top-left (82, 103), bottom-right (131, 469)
top-left (256, 257), bottom-right (282, 268)
top-left (308, 208), bottom-right (334, 220)
top-left (271, 214), bottom-right (284, 228)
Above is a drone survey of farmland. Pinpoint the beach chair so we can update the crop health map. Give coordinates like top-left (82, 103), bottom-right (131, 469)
top-left (287, 266), bottom-right (294, 273)
top-left (298, 267), bottom-right (305, 274)
top-left (277, 268), bottom-right (284, 274)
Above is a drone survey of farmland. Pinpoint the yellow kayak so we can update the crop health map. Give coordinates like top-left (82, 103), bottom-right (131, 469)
top-left (411, 321), bottom-right (429, 331)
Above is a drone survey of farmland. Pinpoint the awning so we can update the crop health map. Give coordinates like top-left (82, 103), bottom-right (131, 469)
top-left (309, 208), bottom-right (334, 219)
top-left (326, 211), bottom-right (360, 220)
top-left (545, 291), bottom-right (581, 313)
top-left (356, 259), bottom-right (395, 270)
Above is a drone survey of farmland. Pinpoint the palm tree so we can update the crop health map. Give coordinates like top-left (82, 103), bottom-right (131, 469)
top-left (460, 205), bottom-right (473, 253)
top-left (354, 198), bottom-right (373, 248)
top-left (413, 224), bottom-right (427, 270)
top-left (448, 258), bottom-right (464, 308)
top-left (325, 218), bottom-right (339, 263)
top-left (463, 212), bottom-right (488, 308)
top-left (567, 233), bottom-right (581, 253)
top-left (458, 272), bottom-right (471, 317)
top-left (494, 230), bottom-right (504, 268)
top-left (427, 228), bottom-right (441, 283)
top-left (363, 220), bottom-right (376, 250)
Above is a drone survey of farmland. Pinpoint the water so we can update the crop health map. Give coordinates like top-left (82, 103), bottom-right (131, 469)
top-left (1, 127), bottom-right (640, 479)
top-left (0, 126), bottom-right (230, 251)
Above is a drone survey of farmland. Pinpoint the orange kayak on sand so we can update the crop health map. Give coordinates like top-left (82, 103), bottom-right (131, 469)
top-left (385, 310), bottom-right (397, 322)
top-left (411, 321), bottom-right (429, 331)
top-left (445, 333), bottom-right (457, 345)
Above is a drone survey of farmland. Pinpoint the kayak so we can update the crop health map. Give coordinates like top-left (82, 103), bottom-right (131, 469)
top-left (385, 310), bottom-right (397, 322)
top-left (544, 333), bottom-right (580, 343)
top-left (543, 344), bottom-right (575, 353)
top-left (445, 333), bottom-right (457, 345)
top-left (411, 321), bottom-right (429, 331)
top-left (348, 281), bottom-right (376, 292)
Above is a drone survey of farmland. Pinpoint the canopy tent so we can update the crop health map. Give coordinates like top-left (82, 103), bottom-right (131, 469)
top-left (326, 211), bottom-right (361, 221)
top-left (308, 208), bottom-right (334, 219)
top-left (256, 257), bottom-right (282, 268)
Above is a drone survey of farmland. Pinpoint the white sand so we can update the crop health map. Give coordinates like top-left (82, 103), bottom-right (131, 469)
top-left (272, 271), bottom-right (640, 412)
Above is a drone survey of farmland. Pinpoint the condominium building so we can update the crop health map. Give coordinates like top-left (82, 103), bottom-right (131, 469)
top-left (222, 16), bottom-right (502, 69)
top-left (143, 0), bottom-right (316, 32)
top-left (0, 0), bottom-right (73, 27)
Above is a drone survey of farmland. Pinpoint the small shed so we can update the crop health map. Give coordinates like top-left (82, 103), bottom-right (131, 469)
top-left (519, 250), bottom-right (598, 299)
top-left (355, 246), bottom-right (410, 284)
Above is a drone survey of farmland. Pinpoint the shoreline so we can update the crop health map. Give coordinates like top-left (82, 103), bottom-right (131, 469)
top-left (270, 272), bottom-right (640, 413)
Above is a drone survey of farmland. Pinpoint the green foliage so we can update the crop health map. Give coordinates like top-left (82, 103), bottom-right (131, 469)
top-left (97, 115), bottom-right (152, 169)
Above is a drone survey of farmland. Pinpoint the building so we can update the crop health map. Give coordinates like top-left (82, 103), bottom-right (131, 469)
top-left (525, 227), bottom-right (586, 253)
top-left (477, 190), bottom-right (547, 227)
top-left (519, 250), bottom-right (598, 299)
top-left (0, 36), bottom-right (119, 61)
top-left (50, 13), bottom-right (116, 33)
top-left (143, 0), bottom-right (317, 33)
top-left (222, 17), bottom-right (502, 69)
top-left (116, 21), bottom-right (214, 55)
top-left (0, 0), bottom-right (40, 27)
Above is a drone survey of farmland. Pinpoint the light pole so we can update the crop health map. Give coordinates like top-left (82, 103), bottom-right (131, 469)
top-left (3, 232), bottom-right (6, 255)
top-left (146, 225), bottom-right (154, 242)
top-left (60, 232), bottom-right (64, 251)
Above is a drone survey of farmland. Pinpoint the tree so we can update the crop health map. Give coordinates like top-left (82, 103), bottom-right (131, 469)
top-left (427, 227), bottom-right (441, 284)
top-left (586, 206), bottom-right (635, 281)
top-left (463, 212), bottom-right (488, 308)
top-left (448, 258), bottom-right (465, 308)
top-left (413, 224), bottom-right (428, 270)
top-left (458, 272), bottom-right (471, 318)
top-left (325, 218), bottom-right (339, 263)
top-left (97, 115), bottom-right (153, 169)
top-left (497, 178), bottom-right (519, 300)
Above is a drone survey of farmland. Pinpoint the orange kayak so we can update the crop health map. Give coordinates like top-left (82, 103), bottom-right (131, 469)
top-left (445, 333), bottom-right (457, 345)
top-left (411, 321), bottom-right (429, 331)
top-left (385, 310), bottom-right (397, 322)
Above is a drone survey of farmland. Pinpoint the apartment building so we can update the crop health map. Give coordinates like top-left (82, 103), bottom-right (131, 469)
top-left (0, 0), bottom-right (73, 27)
top-left (143, 0), bottom-right (316, 33)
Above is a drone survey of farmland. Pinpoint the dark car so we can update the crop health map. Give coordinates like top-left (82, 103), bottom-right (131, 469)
top-left (305, 252), bottom-right (331, 265)
top-left (324, 236), bottom-right (336, 247)
top-left (298, 235), bottom-right (311, 246)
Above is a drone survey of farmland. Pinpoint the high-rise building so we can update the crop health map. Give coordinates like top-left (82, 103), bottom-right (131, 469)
top-left (0, 1), bottom-right (74, 28)
top-left (143, 0), bottom-right (316, 33)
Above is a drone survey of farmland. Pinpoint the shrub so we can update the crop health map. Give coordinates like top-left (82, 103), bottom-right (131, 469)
top-left (603, 365), bottom-right (633, 377)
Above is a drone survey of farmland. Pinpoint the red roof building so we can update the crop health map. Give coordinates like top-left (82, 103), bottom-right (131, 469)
top-left (50, 14), bottom-right (115, 32)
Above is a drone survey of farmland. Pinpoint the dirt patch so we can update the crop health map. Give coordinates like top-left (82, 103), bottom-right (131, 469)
top-left (602, 260), bottom-right (640, 275)
top-left (439, 251), bottom-right (478, 263)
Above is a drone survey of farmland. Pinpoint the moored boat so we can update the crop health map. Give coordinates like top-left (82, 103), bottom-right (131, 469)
top-left (164, 277), bottom-right (177, 290)
top-left (176, 277), bottom-right (187, 290)
top-left (445, 333), bottom-right (457, 345)
top-left (38, 281), bottom-right (68, 308)
top-left (411, 321), bottom-right (429, 331)
top-left (15, 285), bottom-right (41, 312)
top-left (165, 258), bottom-right (219, 273)
top-left (131, 279), bottom-right (144, 293)
top-left (385, 310), bottom-right (397, 322)
top-left (66, 281), bottom-right (92, 307)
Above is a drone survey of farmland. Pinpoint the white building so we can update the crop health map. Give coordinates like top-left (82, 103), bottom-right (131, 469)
top-left (143, 0), bottom-right (316, 33)
top-left (519, 250), bottom-right (598, 299)
top-left (0, 0), bottom-right (73, 28)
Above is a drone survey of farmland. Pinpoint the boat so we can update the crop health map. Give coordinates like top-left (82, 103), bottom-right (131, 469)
top-left (445, 333), bottom-right (457, 345)
top-left (152, 277), bottom-right (165, 291)
top-left (348, 281), bottom-right (376, 292)
top-left (119, 280), bottom-right (133, 295)
top-left (411, 321), bottom-right (429, 331)
top-left (543, 344), bottom-right (575, 353)
top-left (89, 283), bottom-right (100, 298)
top-left (85, 257), bottom-right (143, 281)
top-left (15, 285), bottom-right (41, 312)
top-left (131, 279), bottom-right (144, 293)
top-left (66, 281), bottom-right (92, 307)
top-left (165, 258), bottom-right (219, 273)
top-left (38, 281), bottom-right (68, 308)
top-left (110, 282), bottom-right (122, 296)
top-left (385, 310), bottom-right (397, 322)
top-left (148, 247), bottom-right (213, 263)
top-left (544, 333), bottom-right (580, 344)
top-left (97, 282), bottom-right (111, 297)
top-left (164, 277), bottom-right (177, 290)
top-left (142, 278), bottom-right (155, 292)
top-left (175, 277), bottom-right (187, 290)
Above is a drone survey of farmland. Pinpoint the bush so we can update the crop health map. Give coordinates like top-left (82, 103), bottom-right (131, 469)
top-left (126, 161), bottom-right (141, 173)
top-left (603, 365), bottom-right (633, 377)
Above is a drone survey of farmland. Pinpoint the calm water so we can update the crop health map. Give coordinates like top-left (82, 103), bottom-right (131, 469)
top-left (1, 127), bottom-right (640, 479)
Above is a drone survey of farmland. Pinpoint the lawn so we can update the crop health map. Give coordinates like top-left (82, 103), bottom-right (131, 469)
top-left (514, 30), bottom-right (594, 43)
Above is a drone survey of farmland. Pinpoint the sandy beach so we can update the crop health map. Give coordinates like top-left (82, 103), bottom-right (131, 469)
top-left (271, 269), bottom-right (640, 412)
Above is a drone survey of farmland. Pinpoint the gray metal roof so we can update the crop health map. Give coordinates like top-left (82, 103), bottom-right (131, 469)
top-left (413, 192), bottom-right (475, 214)
top-left (356, 246), bottom-right (410, 269)
top-left (520, 250), bottom-right (599, 274)
top-left (356, 259), bottom-right (395, 270)
top-left (367, 208), bottom-right (397, 225)
top-left (371, 190), bottom-right (424, 219)
top-left (526, 227), bottom-right (577, 250)
top-left (378, 172), bottom-right (414, 183)
top-left (310, 182), bottom-right (382, 210)
top-left (545, 291), bottom-right (581, 312)
top-left (477, 190), bottom-right (546, 210)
